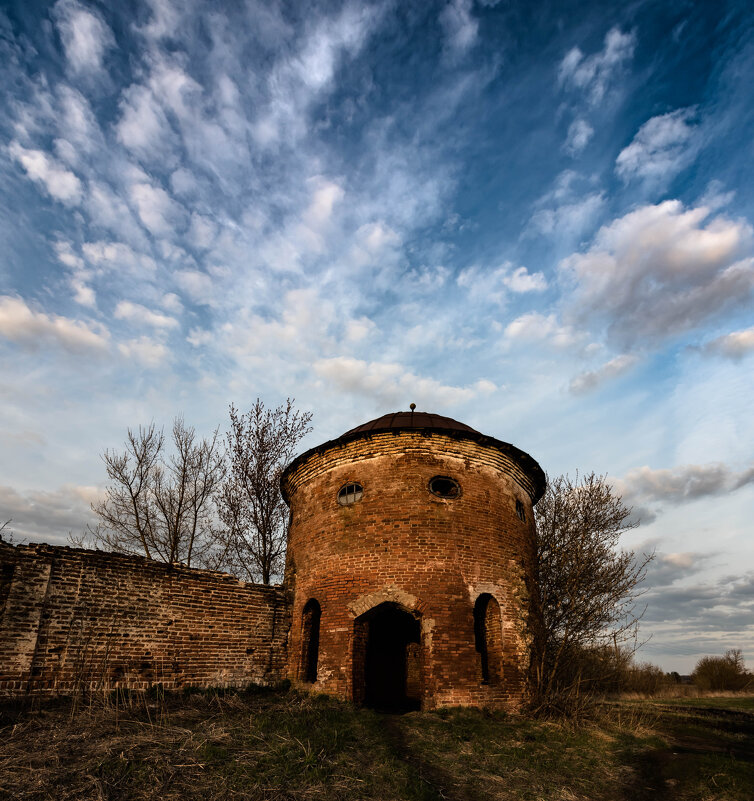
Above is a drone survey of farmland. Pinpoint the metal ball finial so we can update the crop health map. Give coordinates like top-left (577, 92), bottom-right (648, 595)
top-left (410, 403), bottom-right (416, 411)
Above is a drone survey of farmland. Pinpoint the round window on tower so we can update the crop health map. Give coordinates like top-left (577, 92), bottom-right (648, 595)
top-left (337, 482), bottom-right (363, 506)
top-left (429, 476), bottom-right (461, 499)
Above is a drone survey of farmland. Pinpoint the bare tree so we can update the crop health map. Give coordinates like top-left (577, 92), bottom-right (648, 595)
top-left (216, 399), bottom-right (312, 584)
top-left (531, 472), bottom-right (654, 712)
top-left (85, 418), bottom-right (224, 568)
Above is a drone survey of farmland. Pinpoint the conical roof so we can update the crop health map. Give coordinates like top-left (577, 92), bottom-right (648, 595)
top-left (343, 411), bottom-right (479, 437)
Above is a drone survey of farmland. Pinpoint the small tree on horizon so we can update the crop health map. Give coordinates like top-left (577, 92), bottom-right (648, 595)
top-left (531, 471), bottom-right (654, 713)
top-left (216, 398), bottom-right (312, 584)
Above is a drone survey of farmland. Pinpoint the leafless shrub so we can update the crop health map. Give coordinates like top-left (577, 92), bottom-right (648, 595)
top-left (531, 472), bottom-right (654, 715)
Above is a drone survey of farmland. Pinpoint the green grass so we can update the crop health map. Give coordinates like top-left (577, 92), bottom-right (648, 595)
top-left (1, 687), bottom-right (752, 800)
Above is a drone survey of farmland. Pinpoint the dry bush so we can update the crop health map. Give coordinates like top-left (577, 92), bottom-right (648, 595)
top-left (692, 649), bottom-right (753, 691)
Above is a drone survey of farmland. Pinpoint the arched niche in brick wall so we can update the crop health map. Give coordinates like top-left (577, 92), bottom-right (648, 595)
top-left (300, 598), bottom-right (321, 683)
top-left (352, 601), bottom-right (423, 712)
top-left (474, 593), bottom-right (503, 685)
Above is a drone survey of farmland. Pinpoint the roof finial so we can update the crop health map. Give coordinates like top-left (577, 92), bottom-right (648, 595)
top-left (410, 403), bottom-right (416, 411)
top-left (410, 402), bottom-right (416, 426)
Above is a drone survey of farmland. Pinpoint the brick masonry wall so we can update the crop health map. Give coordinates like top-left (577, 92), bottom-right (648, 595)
top-left (0, 542), bottom-right (290, 696)
top-left (282, 431), bottom-right (538, 712)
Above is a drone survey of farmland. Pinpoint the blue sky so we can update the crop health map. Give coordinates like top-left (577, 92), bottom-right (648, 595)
top-left (1, 0), bottom-right (753, 672)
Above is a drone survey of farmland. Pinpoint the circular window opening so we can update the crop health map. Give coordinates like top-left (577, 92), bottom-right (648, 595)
top-left (515, 499), bottom-right (526, 522)
top-left (338, 482), bottom-right (363, 506)
top-left (429, 476), bottom-right (461, 499)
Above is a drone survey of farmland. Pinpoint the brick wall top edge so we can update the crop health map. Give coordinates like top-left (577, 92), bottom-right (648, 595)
top-left (282, 430), bottom-right (544, 504)
top-left (2, 541), bottom-right (284, 594)
top-left (282, 427), bottom-right (545, 504)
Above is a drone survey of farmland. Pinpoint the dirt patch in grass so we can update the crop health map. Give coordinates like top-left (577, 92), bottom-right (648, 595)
top-left (1, 689), bottom-right (752, 801)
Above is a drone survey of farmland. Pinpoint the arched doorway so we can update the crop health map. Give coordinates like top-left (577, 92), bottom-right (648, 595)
top-left (300, 599), bottom-right (321, 683)
top-left (473, 593), bottom-right (502, 684)
top-left (353, 602), bottom-right (422, 712)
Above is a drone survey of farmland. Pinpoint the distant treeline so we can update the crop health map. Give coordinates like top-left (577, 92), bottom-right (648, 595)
top-left (549, 646), bottom-right (752, 699)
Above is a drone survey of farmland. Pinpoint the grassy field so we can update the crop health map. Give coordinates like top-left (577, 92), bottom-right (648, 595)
top-left (1, 686), bottom-right (752, 801)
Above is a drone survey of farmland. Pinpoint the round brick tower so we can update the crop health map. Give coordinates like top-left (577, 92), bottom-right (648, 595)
top-left (280, 410), bottom-right (545, 711)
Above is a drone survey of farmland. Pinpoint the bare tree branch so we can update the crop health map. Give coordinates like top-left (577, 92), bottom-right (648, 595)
top-left (216, 398), bottom-right (312, 584)
top-left (86, 419), bottom-right (224, 569)
top-left (531, 472), bottom-right (654, 712)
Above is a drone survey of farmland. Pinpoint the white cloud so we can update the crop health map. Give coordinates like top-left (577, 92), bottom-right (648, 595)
top-left (224, 287), bottom-right (336, 366)
top-left (358, 221), bottom-right (401, 252)
top-left (569, 353), bottom-right (639, 394)
top-left (700, 327), bottom-right (754, 360)
top-left (504, 266), bottom-right (548, 293)
top-left (114, 300), bottom-right (179, 330)
top-left (82, 240), bottom-right (157, 273)
top-left (348, 221), bottom-right (402, 268)
top-left (53, 240), bottom-right (85, 271)
top-left (117, 336), bottom-right (170, 367)
top-left (116, 84), bottom-right (174, 157)
top-left (303, 177), bottom-right (345, 228)
top-left (699, 180), bottom-right (736, 212)
top-left (528, 170), bottom-right (605, 241)
top-left (616, 462), bottom-right (754, 507)
top-left (137, 0), bottom-right (182, 41)
top-left (53, 241), bottom-right (96, 307)
top-left (130, 181), bottom-right (185, 236)
top-left (8, 141), bottom-right (82, 205)
top-left (457, 263), bottom-right (547, 304)
top-left (161, 292), bottom-right (183, 313)
top-left (558, 27), bottom-right (636, 104)
top-left (663, 552), bottom-right (695, 570)
top-left (187, 327), bottom-right (213, 347)
top-left (564, 118), bottom-right (594, 156)
top-left (70, 278), bottom-right (96, 308)
top-left (252, 4), bottom-right (377, 145)
top-left (503, 312), bottom-right (580, 349)
top-left (345, 317), bottom-right (377, 342)
top-left (529, 191), bottom-right (605, 240)
top-left (616, 108), bottom-right (699, 184)
top-left (0, 296), bottom-right (109, 353)
top-left (85, 182), bottom-right (149, 246)
top-left (314, 356), bottom-right (497, 408)
top-left (146, 58), bottom-right (201, 124)
top-left (175, 269), bottom-right (214, 303)
top-left (187, 212), bottom-right (217, 250)
top-left (169, 167), bottom-right (199, 197)
top-left (440, 0), bottom-right (478, 54)
top-left (57, 85), bottom-right (102, 156)
top-left (560, 200), bottom-right (754, 346)
top-left (52, 0), bottom-right (115, 75)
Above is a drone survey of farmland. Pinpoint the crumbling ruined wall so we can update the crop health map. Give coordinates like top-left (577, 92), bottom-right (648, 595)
top-left (0, 542), bottom-right (290, 696)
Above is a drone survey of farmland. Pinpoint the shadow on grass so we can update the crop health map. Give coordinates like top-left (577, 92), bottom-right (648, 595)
top-left (2, 688), bottom-right (754, 800)
top-left (613, 701), bottom-right (754, 801)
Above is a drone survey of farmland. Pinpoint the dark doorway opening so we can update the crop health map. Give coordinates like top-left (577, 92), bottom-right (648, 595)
top-left (355, 602), bottom-right (422, 713)
top-left (474, 593), bottom-right (502, 684)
